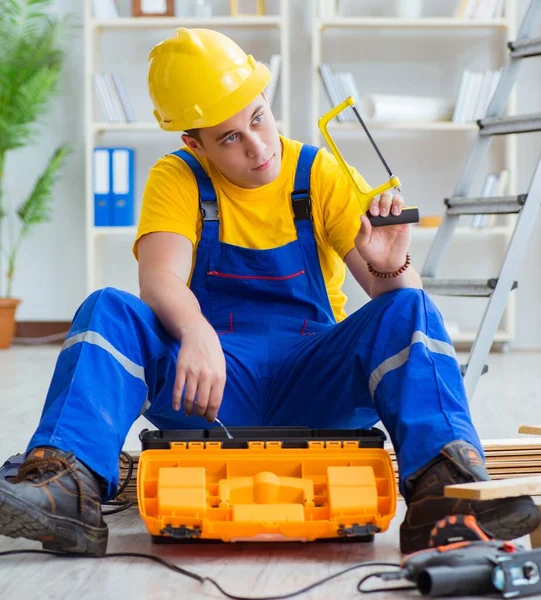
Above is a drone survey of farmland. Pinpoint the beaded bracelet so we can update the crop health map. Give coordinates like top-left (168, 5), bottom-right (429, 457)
top-left (367, 253), bottom-right (411, 279)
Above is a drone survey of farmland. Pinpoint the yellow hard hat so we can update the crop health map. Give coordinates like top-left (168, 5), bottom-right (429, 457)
top-left (148, 28), bottom-right (271, 132)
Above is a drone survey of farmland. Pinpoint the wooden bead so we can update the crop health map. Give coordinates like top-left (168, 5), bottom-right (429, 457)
top-left (367, 253), bottom-right (411, 278)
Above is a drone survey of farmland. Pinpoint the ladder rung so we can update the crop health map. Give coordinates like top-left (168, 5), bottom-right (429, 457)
top-left (509, 37), bottom-right (541, 58)
top-left (445, 194), bottom-right (527, 215)
top-left (460, 364), bottom-right (489, 376)
top-left (479, 113), bottom-right (541, 136)
top-left (422, 278), bottom-right (518, 297)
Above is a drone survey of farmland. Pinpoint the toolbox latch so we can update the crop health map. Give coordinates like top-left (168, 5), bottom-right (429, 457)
top-left (160, 524), bottom-right (202, 539)
top-left (338, 523), bottom-right (381, 538)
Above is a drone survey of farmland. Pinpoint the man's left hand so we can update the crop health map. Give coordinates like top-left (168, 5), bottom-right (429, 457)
top-left (354, 190), bottom-right (412, 273)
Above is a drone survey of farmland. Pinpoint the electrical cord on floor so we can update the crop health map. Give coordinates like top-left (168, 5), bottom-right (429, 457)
top-left (0, 549), bottom-right (402, 599)
top-left (101, 451), bottom-right (134, 516)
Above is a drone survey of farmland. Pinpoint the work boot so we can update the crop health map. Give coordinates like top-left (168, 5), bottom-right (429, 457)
top-left (0, 447), bottom-right (108, 556)
top-left (400, 440), bottom-right (541, 554)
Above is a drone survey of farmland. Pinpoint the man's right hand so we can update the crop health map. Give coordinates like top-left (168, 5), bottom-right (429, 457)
top-left (173, 319), bottom-right (226, 422)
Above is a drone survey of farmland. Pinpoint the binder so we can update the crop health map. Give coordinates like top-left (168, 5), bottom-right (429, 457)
top-left (111, 148), bottom-right (135, 226)
top-left (93, 147), bottom-right (111, 226)
top-left (93, 147), bottom-right (135, 226)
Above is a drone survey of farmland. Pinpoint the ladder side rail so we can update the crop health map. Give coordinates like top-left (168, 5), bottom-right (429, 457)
top-left (463, 154), bottom-right (541, 399)
top-left (421, 1), bottom-right (541, 278)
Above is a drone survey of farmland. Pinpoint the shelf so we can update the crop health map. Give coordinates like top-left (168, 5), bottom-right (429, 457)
top-left (323, 121), bottom-right (479, 132)
top-left (412, 226), bottom-right (511, 237)
top-left (93, 226), bottom-right (137, 238)
top-left (91, 16), bottom-right (282, 30)
top-left (90, 225), bottom-right (511, 240)
top-left (93, 122), bottom-right (164, 133)
top-left (318, 17), bottom-right (508, 30)
top-left (451, 330), bottom-right (512, 343)
top-left (92, 121), bottom-right (285, 134)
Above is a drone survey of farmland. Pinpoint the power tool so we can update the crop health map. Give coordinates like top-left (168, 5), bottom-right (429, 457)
top-left (365, 515), bottom-right (541, 598)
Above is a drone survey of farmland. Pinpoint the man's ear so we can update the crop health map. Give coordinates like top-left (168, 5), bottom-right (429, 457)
top-left (181, 133), bottom-right (204, 156)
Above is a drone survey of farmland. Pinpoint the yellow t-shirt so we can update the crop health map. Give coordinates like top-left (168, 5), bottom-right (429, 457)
top-left (134, 136), bottom-right (371, 322)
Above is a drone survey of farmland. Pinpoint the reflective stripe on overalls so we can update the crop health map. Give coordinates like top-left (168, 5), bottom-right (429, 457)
top-left (28, 144), bottom-right (483, 500)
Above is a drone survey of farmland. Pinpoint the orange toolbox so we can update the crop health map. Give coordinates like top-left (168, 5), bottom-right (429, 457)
top-left (137, 427), bottom-right (396, 543)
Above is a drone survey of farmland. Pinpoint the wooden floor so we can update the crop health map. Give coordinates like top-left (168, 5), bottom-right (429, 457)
top-left (1, 346), bottom-right (540, 599)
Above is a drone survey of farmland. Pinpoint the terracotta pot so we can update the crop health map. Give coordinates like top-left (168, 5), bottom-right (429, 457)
top-left (0, 298), bottom-right (21, 349)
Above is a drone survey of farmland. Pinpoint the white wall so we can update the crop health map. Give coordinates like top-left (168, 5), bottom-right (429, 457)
top-left (4, 0), bottom-right (541, 347)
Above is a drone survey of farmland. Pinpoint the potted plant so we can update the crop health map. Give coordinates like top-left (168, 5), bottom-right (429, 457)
top-left (0, 0), bottom-right (73, 348)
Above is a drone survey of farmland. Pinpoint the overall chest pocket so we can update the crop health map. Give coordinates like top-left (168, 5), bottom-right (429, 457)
top-left (206, 240), bottom-right (310, 307)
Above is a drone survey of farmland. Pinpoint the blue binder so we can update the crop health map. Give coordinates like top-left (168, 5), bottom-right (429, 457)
top-left (111, 147), bottom-right (135, 226)
top-left (93, 147), bottom-right (135, 226)
top-left (93, 147), bottom-right (112, 226)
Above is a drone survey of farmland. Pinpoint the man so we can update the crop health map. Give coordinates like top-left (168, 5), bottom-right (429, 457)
top-left (0, 28), bottom-right (538, 558)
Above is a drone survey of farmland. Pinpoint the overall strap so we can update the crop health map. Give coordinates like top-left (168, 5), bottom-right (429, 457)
top-left (291, 144), bottom-right (320, 238)
top-left (170, 149), bottom-right (219, 223)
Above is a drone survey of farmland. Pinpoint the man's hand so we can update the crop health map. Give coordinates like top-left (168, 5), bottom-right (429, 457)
top-left (173, 319), bottom-right (226, 422)
top-left (354, 190), bottom-right (412, 272)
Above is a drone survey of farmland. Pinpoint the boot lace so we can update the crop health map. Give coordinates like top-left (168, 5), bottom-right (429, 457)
top-left (15, 454), bottom-right (85, 514)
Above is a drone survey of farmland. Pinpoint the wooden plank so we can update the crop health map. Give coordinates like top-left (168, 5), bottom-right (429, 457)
top-left (519, 425), bottom-right (541, 436)
top-left (445, 475), bottom-right (541, 500)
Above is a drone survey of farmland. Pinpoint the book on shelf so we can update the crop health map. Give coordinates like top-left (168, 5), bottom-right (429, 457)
top-left (318, 63), bottom-right (346, 122)
top-left (262, 54), bottom-right (282, 109)
top-left (319, 63), bottom-right (453, 124)
top-left (452, 68), bottom-right (501, 123)
top-left (92, 0), bottom-right (119, 19)
top-left (471, 168), bottom-right (509, 228)
top-left (319, 0), bottom-right (339, 19)
top-left (318, 64), bottom-right (363, 123)
top-left (454, 0), bottom-right (505, 19)
top-left (94, 72), bottom-right (136, 123)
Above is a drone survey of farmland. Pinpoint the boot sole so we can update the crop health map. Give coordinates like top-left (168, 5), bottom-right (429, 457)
top-left (400, 496), bottom-right (541, 554)
top-left (0, 482), bottom-right (108, 556)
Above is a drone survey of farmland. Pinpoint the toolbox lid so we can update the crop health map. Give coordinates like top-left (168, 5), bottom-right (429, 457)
top-left (137, 432), bottom-right (396, 542)
top-left (139, 426), bottom-right (386, 450)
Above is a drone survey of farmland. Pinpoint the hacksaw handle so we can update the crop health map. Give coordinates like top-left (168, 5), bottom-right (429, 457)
top-left (318, 97), bottom-right (420, 227)
top-left (367, 206), bottom-right (420, 227)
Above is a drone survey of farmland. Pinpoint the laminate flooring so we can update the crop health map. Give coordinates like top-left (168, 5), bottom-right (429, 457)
top-left (1, 345), bottom-right (539, 600)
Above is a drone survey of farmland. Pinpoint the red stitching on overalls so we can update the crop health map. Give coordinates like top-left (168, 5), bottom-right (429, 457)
top-left (300, 319), bottom-right (314, 336)
top-left (217, 312), bottom-right (234, 336)
top-left (207, 270), bottom-right (305, 281)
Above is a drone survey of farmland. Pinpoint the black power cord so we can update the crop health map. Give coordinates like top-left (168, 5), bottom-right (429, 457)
top-left (2, 451), bottom-right (408, 596)
top-left (0, 550), bottom-right (401, 599)
top-left (102, 451), bottom-right (134, 516)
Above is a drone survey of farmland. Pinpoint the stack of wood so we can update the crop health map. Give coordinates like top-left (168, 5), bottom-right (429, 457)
top-left (387, 437), bottom-right (541, 491)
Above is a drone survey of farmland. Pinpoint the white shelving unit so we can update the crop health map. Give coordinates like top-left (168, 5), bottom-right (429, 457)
top-left (83, 0), bottom-right (290, 293)
top-left (311, 0), bottom-right (518, 347)
top-left (92, 120), bottom-right (285, 134)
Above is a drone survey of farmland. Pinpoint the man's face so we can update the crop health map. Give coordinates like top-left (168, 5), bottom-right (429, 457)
top-left (182, 95), bottom-right (282, 189)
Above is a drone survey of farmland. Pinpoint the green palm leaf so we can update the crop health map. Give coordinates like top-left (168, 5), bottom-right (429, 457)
top-left (0, 0), bottom-right (73, 297)
top-left (17, 144), bottom-right (71, 228)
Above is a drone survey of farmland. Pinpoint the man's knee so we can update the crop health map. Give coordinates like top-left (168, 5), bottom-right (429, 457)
top-left (86, 287), bottom-right (139, 310)
top-left (391, 287), bottom-right (426, 305)
top-left (73, 287), bottom-right (141, 325)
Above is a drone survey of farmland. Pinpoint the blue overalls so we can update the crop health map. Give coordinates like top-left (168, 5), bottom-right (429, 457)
top-left (28, 145), bottom-right (483, 501)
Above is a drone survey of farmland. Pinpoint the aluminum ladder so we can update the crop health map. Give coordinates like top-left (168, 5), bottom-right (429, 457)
top-left (421, 0), bottom-right (541, 401)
